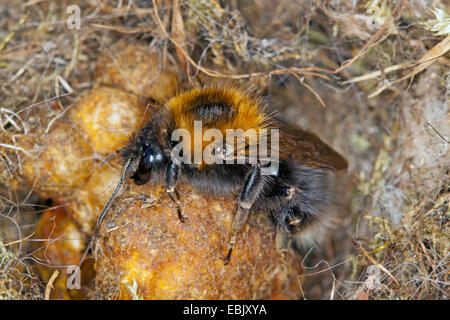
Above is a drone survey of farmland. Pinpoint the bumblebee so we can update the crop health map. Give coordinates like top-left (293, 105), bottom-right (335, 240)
top-left (97, 87), bottom-right (348, 264)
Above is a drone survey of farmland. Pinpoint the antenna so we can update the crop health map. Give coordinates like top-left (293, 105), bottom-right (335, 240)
top-left (78, 157), bottom-right (133, 268)
top-left (97, 157), bottom-right (133, 226)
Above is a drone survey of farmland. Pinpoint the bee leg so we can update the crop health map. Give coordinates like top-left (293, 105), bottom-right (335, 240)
top-left (224, 163), bottom-right (263, 265)
top-left (168, 188), bottom-right (184, 223)
top-left (165, 159), bottom-right (184, 223)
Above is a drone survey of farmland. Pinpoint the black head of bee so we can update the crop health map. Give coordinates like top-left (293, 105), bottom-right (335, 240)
top-left (117, 112), bottom-right (171, 187)
top-left (131, 142), bottom-right (165, 186)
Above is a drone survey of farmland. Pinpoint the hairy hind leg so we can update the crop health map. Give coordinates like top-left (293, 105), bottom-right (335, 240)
top-left (224, 163), bottom-right (264, 265)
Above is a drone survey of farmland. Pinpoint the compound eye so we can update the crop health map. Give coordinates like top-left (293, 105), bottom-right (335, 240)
top-left (133, 144), bottom-right (163, 185)
top-left (141, 144), bottom-right (163, 169)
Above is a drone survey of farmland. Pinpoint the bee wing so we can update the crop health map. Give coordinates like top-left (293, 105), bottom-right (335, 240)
top-left (277, 122), bottom-right (348, 171)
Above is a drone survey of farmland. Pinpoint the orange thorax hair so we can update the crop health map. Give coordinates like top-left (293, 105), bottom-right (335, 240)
top-left (167, 87), bottom-right (273, 166)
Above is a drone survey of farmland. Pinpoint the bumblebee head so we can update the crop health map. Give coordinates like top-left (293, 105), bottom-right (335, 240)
top-left (131, 142), bottom-right (164, 185)
top-left (119, 128), bottom-right (166, 186)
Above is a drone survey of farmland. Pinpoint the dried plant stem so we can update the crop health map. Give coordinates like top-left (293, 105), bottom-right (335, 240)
top-left (44, 270), bottom-right (59, 300)
top-left (353, 239), bottom-right (400, 288)
top-left (151, 0), bottom-right (332, 80)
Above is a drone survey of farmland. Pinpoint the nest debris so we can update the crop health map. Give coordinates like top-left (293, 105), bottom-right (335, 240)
top-left (0, 0), bottom-right (448, 299)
